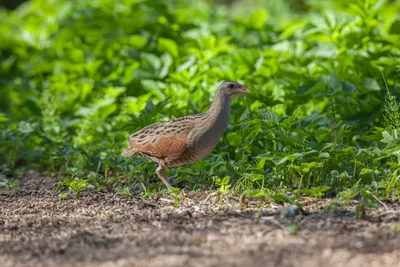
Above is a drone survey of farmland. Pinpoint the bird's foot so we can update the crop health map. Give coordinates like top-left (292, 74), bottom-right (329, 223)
top-left (159, 177), bottom-right (189, 191)
top-left (160, 179), bottom-right (172, 190)
top-left (160, 177), bottom-right (177, 190)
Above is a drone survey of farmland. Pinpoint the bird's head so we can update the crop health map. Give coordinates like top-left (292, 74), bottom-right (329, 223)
top-left (217, 81), bottom-right (252, 100)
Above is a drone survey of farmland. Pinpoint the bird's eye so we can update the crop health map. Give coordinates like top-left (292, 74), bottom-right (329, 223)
top-left (228, 83), bottom-right (235, 89)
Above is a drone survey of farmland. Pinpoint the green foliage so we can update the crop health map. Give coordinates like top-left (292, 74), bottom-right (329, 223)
top-left (213, 175), bottom-right (231, 193)
top-left (0, 178), bottom-right (18, 190)
top-left (287, 224), bottom-right (300, 234)
top-left (391, 223), bottom-right (400, 232)
top-left (1, 0), bottom-right (400, 202)
top-left (58, 168), bottom-right (89, 199)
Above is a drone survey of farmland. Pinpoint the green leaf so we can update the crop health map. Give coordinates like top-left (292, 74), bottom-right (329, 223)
top-left (141, 80), bottom-right (166, 99)
top-left (319, 152), bottom-right (330, 159)
top-left (159, 53), bottom-right (172, 78)
top-left (58, 193), bottom-right (68, 200)
top-left (18, 121), bottom-right (34, 133)
top-left (299, 186), bottom-right (331, 197)
top-left (389, 20), bottom-right (400, 35)
top-left (287, 224), bottom-right (299, 234)
top-left (141, 53), bottom-right (161, 70)
top-left (327, 75), bottom-right (340, 91)
top-left (244, 189), bottom-right (267, 197)
top-left (177, 55), bottom-right (196, 72)
top-left (226, 132), bottom-right (242, 147)
top-left (381, 131), bottom-right (394, 144)
top-left (277, 157), bottom-right (288, 166)
top-left (361, 78), bottom-right (381, 91)
top-left (342, 82), bottom-right (357, 93)
top-left (270, 193), bottom-right (302, 208)
top-left (287, 153), bottom-right (303, 162)
top-left (279, 21), bottom-right (304, 39)
top-left (0, 113), bottom-right (8, 122)
top-left (158, 38), bottom-right (178, 57)
top-left (257, 157), bottom-right (268, 169)
top-left (130, 35), bottom-right (148, 48)
top-left (248, 9), bottom-right (268, 29)
top-left (296, 80), bottom-right (318, 94)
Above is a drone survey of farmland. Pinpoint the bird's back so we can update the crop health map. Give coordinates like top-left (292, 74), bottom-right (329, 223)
top-left (121, 113), bottom-right (208, 163)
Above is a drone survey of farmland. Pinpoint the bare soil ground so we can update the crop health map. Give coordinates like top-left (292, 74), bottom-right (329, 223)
top-left (1, 173), bottom-right (400, 267)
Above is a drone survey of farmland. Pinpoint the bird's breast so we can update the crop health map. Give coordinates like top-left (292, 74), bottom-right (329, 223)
top-left (192, 111), bottom-right (230, 160)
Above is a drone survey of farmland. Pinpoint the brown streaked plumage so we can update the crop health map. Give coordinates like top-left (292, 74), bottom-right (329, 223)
top-left (122, 81), bottom-right (252, 189)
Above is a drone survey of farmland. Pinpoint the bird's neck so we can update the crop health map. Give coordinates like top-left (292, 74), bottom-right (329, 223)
top-left (206, 93), bottom-right (231, 127)
top-left (186, 92), bottom-right (231, 151)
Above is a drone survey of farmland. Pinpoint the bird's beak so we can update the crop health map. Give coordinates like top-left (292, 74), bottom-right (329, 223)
top-left (239, 87), bottom-right (252, 94)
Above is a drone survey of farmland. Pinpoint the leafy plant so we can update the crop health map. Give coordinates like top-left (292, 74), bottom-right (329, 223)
top-left (213, 175), bottom-right (231, 193)
top-left (0, 0), bottom-right (400, 205)
top-left (0, 178), bottom-right (18, 191)
top-left (63, 178), bottom-right (89, 199)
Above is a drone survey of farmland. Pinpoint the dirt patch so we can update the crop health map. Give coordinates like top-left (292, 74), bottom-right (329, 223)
top-left (1, 173), bottom-right (399, 267)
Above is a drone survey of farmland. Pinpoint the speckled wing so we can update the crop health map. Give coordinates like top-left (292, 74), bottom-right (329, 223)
top-left (121, 114), bottom-right (206, 161)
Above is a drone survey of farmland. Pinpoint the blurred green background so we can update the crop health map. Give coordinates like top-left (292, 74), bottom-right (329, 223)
top-left (1, 0), bottom-right (400, 200)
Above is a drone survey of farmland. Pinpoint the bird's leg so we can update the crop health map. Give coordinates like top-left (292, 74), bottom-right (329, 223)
top-left (156, 165), bottom-right (172, 190)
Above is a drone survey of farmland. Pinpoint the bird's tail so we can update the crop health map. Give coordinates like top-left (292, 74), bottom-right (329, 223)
top-left (121, 147), bottom-right (139, 157)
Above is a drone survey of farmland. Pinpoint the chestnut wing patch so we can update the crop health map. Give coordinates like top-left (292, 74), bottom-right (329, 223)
top-left (125, 114), bottom-right (208, 161)
top-left (129, 135), bottom-right (188, 161)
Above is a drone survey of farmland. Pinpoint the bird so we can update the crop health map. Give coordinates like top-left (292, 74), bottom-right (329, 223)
top-left (121, 81), bottom-right (252, 189)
